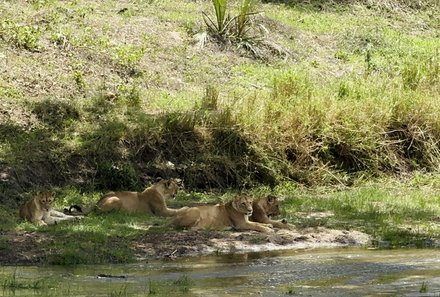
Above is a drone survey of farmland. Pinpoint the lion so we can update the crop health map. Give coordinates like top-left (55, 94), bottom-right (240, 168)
top-left (96, 178), bottom-right (181, 216)
top-left (170, 195), bottom-right (273, 233)
top-left (250, 195), bottom-right (291, 229)
top-left (19, 191), bottom-right (79, 226)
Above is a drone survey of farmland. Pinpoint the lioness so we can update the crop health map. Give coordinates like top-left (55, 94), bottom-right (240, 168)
top-left (19, 191), bottom-right (79, 226)
top-left (170, 195), bottom-right (273, 233)
top-left (250, 195), bottom-right (290, 229)
top-left (96, 179), bottom-right (180, 216)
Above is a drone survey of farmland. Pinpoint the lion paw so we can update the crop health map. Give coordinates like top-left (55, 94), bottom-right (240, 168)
top-left (265, 227), bottom-right (275, 233)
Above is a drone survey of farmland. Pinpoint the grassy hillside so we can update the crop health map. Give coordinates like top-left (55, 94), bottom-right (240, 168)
top-left (1, 0), bottom-right (440, 205)
top-left (1, 0), bottom-right (440, 264)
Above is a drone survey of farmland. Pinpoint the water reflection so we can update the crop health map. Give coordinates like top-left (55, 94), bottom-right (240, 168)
top-left (1, 248), bottom-right (440, 296)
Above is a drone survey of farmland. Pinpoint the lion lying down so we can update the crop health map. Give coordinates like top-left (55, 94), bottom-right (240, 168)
top-left (96, 179), bottom-right (182, 217)
top-left (250, 194), bottom-right (291, 229)
top-left (170, 195), bottom-right (275, 233)
top-left (19, 191), bottom-right (80, 226)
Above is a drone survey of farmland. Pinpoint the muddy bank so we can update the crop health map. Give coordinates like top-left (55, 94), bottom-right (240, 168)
top-left (134, 227), bottom-right (371, 260)
top-left (0, 227), bottom-right (370, 265)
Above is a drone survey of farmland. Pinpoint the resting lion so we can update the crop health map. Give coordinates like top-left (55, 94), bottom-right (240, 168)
top-left (96, 179), bottom-right (181, 216)
top-left (19, 191), bottom-right (79, 226)
top-left (250, 195), bottom-right (291, 229)
top-left (170, 195), bottom-right (273, 233)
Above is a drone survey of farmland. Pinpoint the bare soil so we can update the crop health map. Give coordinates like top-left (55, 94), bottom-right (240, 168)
top-left (0, 227), bottom-right (370, 265)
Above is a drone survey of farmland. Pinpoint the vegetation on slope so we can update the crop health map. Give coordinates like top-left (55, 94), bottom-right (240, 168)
top-left (0, 0), bottom-right (440, 261)
top-left (1, 0), bottom-right (439, 200)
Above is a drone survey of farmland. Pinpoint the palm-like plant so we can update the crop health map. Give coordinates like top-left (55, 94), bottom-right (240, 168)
top-left (203, 0), bottom-right (258, 41)
top-left (236, 0), bottom-right (255, 38)
top-left (203, 0), bottom-right (230, 36)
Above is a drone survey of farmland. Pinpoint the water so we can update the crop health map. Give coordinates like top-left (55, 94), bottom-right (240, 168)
top-left (1, 248), bottom-right (440, 296)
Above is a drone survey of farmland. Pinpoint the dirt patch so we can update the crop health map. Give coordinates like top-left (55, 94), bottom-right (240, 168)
top-left (132, 227), bottom-right (371, 260)
top-left (0, 231), bottom-right (54, 265)
top-left (0, 227), bottom-right (369, 265)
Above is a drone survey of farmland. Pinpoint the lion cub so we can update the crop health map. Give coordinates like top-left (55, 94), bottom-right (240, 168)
top-left (96, 179), bottom-right (181, 217)
top-left (170, 195), bottom-right (273, 233)
top-left (250, 195), bottom-right (291, 229)
top-left (19, 191), bottom-right (79, 226)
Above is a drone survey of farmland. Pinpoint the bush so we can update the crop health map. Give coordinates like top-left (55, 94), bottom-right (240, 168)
top-left (95, 161), bottom-right (140, 191)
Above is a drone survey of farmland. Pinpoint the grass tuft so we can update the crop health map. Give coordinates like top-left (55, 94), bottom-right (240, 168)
top-left (1, 270), bottom-right (55, 291)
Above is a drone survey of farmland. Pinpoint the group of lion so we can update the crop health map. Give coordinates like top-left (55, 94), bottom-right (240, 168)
top-left (19, 179), bottom-right (291, 232)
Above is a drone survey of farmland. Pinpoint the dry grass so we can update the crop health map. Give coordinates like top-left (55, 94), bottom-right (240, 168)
top-left (0, 0), bottom-right (439, 203)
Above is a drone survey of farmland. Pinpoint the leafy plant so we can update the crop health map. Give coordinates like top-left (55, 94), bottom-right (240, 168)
top-left (112, 43), bottom-right (145, 75)
top-left (0, 20), bottom-right (41, 51)
top-left (73, 70), bottom-right (86, 91)
top-left (204, 0), bottom-right (229, 36)
top-left (236, 0), bottom-right (256, 38)
top-left (203, 0), bottom-right (260, 42)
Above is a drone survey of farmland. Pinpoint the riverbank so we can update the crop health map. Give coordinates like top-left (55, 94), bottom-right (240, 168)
top-left (2, 174), bottom-right (440, 266)
top-left (1, 225), bottom-right (370, 266)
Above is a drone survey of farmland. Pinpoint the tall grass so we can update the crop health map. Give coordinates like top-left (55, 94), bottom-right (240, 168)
top-left (226, 44), bottom-right (440, 183)
top-left (1, 0), bottom-right (439, 194)
top-left (275, 174), bottom-right (440, 246)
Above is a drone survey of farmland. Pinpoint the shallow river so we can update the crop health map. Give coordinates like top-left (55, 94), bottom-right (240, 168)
top-left (2, 248), bottom-right (440, 296)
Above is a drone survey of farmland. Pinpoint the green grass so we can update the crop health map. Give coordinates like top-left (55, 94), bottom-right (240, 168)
top-left (2, 174), bottom-right (439, 266)
top-left (23, 210), bottom-right (169, 265)
top-left (173, 274), bottom-right (194, 293)
top-left (0, 269), bottom-right (191, 297)
top-left (274, 174), bottom-right (440, 247)
top-left (1, 269), bottom-right (56, 291)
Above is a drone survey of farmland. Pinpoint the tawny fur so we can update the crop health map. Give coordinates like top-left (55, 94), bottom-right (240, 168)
top-left (250, 195), bottom-right (291, 229)
top-left (19, 192), bottom-right (78, 226)
top-left (170, 195), bottom-right (273, 233)
top-left (96, 179), bottom-right (181, 217)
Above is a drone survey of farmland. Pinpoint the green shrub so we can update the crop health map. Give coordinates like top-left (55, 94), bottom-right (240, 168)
top-left (95, 161), bottom-right (140, 191)
top-left (32, 99), bottom-right (80, 129)
top-left (0, 20), bottom-right (41, 51)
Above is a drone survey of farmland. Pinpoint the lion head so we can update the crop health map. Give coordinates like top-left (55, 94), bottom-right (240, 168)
top-left (260, 195), bottom-right (281, 217)
top-left (231, 195), bottom-right (254, 216)
top-left (156, 179), bottom-right (179, 198)
top-left (36, 191), bottom-right (54, 212)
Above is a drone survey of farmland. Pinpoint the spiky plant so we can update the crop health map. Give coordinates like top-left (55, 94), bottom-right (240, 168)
top-left (203, 0), bottom-right (231, 37)
top-left (236, 0), bottom-right (257, 39)
top-left (203, 0), bottom-right (259, 41)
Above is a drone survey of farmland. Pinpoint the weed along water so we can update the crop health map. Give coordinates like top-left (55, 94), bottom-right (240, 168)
top-left (2, 249), bottom-right (440, 296)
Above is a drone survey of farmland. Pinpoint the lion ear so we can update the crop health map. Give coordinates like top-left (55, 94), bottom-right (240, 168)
top-left (267, 195), bottom-right (275, 204)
